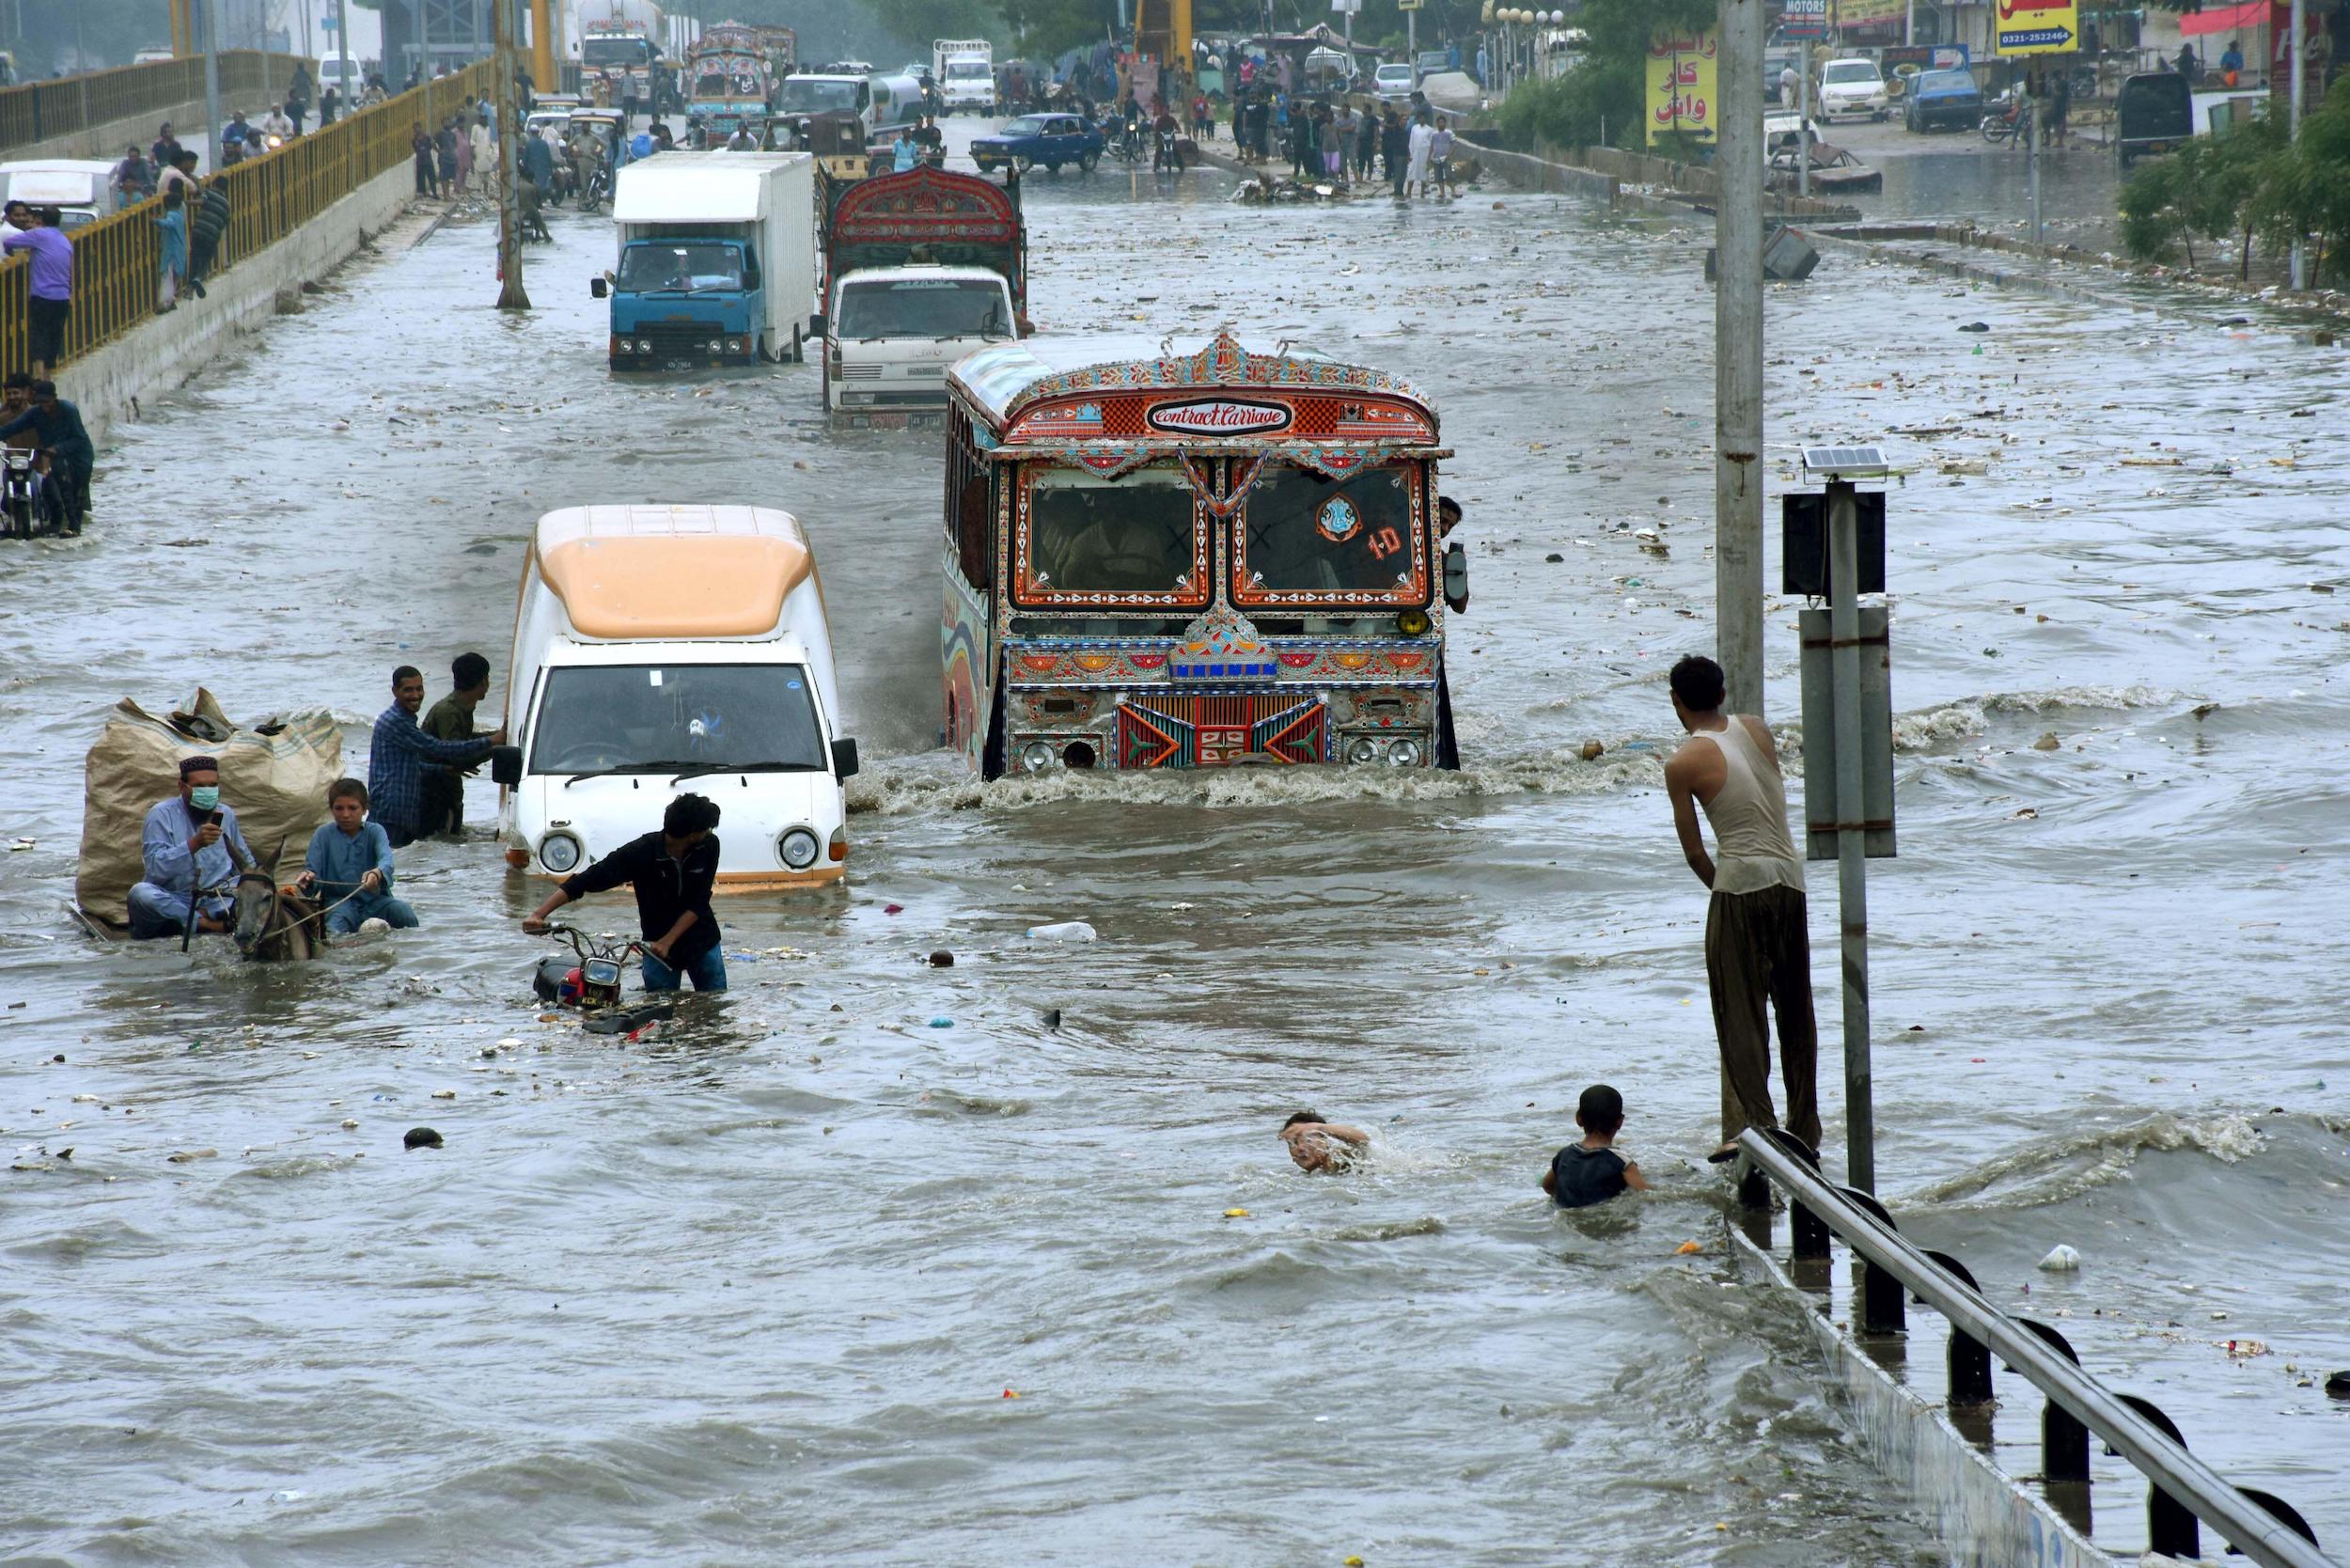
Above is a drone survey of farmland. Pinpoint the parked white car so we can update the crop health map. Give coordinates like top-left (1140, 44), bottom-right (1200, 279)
top-left (1373, 62), bottom-right (1417, 102)
top-left (1817, 57), bottom-right (1889, 122)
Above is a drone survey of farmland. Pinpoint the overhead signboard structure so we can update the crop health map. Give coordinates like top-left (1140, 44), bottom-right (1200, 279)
top-left (1994, 0), bottom-right (2079, 56)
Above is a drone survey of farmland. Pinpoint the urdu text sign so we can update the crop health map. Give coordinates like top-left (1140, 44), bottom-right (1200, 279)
top-left (1646, 27), bottom-right (1718, 148)
top-left (1995, 0), bottom-right (2078, 56)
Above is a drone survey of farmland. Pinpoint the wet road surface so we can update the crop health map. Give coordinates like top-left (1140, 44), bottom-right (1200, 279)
top-left (2, 121), bottom-right (2346, 1563)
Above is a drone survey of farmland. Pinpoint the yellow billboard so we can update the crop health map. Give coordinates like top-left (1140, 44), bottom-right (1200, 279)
top-left (1994, 0), bottom-right (2081, 56)
top-left (1646, 27), bottom-right (1718, 148)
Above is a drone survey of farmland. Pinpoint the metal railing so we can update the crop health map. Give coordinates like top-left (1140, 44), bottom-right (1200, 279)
top-left (0, 52), bottom-right (307, 153)
top-left (1736, 1128), bottom-right (2336, 1568)
top-left (0, 62), bottom-right (496, 381)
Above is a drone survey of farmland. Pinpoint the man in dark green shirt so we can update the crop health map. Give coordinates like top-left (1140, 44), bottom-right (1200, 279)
top-left (419, 651), bottom-right (493, 836)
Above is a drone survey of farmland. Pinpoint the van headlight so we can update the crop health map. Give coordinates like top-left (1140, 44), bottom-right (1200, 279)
top-left (777, 827), bottom-right (820, 869)
top-left (539, 830), bottom-right (583, 872)
top-left (1386, 739), bottom-right (1422, 767)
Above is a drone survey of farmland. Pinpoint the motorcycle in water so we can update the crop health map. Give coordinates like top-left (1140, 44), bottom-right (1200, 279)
top-left (1153, 125), bottom-right (1182, 174)
top-left (1109, 113), bottom-right (1145, 164)
top-left (531, 924), bottom-right (677, 1035)
top-left (1980, 93), bottom-right (2025, 146)
top-left (0, 448), bottom-right (77, 540)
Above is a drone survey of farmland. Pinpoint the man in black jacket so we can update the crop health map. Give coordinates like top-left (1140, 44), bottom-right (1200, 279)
top-left (174, 153), bottom-right (231, 297)
top-left (522, 793), bottom-right (728, 993)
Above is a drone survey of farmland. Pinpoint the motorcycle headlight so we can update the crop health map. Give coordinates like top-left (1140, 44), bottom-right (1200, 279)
top-left (777, 827), bottom-right (820, 869)
top-left (539, 830), bottom-right (583, 872)
top-left (1020, 741), bottom-right (1055, 773)
top-left (1386, 739), bottom-right (1422, 767)
top-left (1347, 737), bottom-right (1382, 765)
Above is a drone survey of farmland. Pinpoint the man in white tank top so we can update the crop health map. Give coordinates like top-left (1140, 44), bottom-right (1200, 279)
top-left (1661, 655), bottom-right (1822, 1163)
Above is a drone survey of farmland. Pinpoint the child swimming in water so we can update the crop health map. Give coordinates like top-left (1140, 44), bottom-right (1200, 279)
top-left (1542, 1084), bottom-right (1651, 1209)
top-left (1280, 1111), bottom-right (1371, 1173)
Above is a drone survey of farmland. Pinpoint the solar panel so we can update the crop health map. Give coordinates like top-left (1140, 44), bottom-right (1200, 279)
top-left (1801, 446), bottom-right (1890, 477)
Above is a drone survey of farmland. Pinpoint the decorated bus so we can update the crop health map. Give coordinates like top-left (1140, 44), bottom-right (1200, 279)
top-left (941, 332), bottom-right (1468, 777)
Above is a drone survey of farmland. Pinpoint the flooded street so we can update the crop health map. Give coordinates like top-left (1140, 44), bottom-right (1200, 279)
top-left (4, 122), bottom-right (2347, 1563)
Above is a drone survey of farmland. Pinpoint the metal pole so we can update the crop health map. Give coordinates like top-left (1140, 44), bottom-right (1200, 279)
top-left (494, 0), bottom-right (530, 308)
top-left (1904, 0), bottom-right (1914, 45)
top-left (2289, 0), bottom-right (2306, 290)
top-left (336, 0), bottom-right (352, 116)
top-left (201, 0), bottom-right (224, 176)
top-left (1797, 50), bottom-right (1810, 198)
top-left (2027, 67), bottom-right (2041, 247)
top-left (1714, 0), bottom-right (1765, 717)
top-left (1406, 5), bottom-right (1416, 72)
top-left (1826, 478), bottom-right (1874, 1193)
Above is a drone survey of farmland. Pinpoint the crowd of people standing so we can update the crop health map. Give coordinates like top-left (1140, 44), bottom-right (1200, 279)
top-left (1227, 93), bottom-right (1460, 198)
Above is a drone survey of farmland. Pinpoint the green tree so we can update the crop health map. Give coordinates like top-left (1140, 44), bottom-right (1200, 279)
top-left (1491, 0), bottom-right (1711, 154)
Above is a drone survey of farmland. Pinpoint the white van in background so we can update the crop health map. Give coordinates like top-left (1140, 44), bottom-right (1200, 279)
top-left (494, 505), bottom-right (858, 892)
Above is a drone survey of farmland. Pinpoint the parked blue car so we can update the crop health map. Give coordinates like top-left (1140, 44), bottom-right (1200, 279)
top-left (971, 113), bottom-right (1104, 175)
top-left (1904, 68), bottom-right (1984, 133)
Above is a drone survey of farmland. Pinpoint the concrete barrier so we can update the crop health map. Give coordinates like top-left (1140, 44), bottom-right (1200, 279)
top-left (62, 156), bottom-right (423, 446)
top-left (8, 99), bottom-right (212, 166)
top-left (1731, 1229), bottom-right (2118, 1568)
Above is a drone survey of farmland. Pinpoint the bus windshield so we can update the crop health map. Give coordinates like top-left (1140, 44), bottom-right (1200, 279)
top-left (1022, 467), bottom-right (1201, 599)
top-left (778, 78), bottom-right (860, 113)
top-left (582, 37), bottom-right (650, 68)
top-left (530, 664), bottom-right (825, 776)
top-left (836, 276), bottom-right (1010, 340)
top-left (1237, 463), bottom-right (1421, 600)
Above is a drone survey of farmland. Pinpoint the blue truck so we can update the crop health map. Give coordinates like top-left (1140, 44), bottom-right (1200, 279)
top-left (592, 150), bottom-right (819, 370)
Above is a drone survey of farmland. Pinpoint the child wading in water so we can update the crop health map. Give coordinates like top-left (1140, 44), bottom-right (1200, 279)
top-left (1542, 1084), bottom-right (1651, 1209)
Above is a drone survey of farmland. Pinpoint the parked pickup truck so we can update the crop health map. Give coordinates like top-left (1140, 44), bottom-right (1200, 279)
top-left (971, 113), bottom-right (1104, 175)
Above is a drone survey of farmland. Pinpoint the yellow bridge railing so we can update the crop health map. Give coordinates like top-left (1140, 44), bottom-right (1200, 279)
top-left (0, 61), bottom-right (498, 384)
top-left (0, 52), bottom-right (309, 153)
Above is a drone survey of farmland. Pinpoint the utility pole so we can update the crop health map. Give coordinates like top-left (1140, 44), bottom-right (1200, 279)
top-left (530, 0), bottom-right (554, 99)
top-left (1715, 0), bottom-right (1765, 717)
top-left (1797, 49), bottom-right (1810, 199)
top-left (2289, 0), bottom-right (2306, 290)
top-left (494, 0), bottom-right (530, 308)
top-left (201, 0), bottom-right (223, 176)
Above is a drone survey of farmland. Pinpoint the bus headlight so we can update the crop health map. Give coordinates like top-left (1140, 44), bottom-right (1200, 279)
top-left (1386, 739), bottom-right (1422, 767)
top-left (1397, 608), bottom-right (1432, 636)
top-left (1020, 741), bottom-right (1055, 773)
top-left (778, 827), bottom-right (820, 869)
top-left (1347, 737), bottom-right (1381, 764)
top-left (539, 830), bottom-right (583, 872)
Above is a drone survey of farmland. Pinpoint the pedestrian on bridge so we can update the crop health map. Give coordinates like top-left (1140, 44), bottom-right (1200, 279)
top-left (288, 62), bottom-right (312, 132)
top-left (155, 185), bottom-right (188, 312)
top-left (175, 153), bottom-right (228, 298)
top-left (2, 207), bottom-right (72, 379)
top-left (1661, 654), bottom-right (1822, 1164)
top-left (413, 122), bottom-right (439, 198)
top-left (320, 86), bottom-right (340, 127)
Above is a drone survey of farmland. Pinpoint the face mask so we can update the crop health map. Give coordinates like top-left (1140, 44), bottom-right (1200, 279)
top-left (188, 785), bottom-right (220, 812)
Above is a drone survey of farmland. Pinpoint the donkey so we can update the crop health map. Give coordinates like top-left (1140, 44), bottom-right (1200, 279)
top-left (229, 839), bottom-right (327, 963)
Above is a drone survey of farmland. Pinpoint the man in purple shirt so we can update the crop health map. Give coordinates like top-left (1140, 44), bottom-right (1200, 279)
top-left (2, 206), bottom-right (71, 377)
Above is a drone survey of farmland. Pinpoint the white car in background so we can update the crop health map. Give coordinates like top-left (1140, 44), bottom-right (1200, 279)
top-left (1373, 62), bottom-right (1417, 102)
top-left (1817, 56), bottom-right (1889, 122)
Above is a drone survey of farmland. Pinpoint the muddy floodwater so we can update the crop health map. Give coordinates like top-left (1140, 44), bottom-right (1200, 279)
top-left (3, 125), bottom-right (2346, 1564)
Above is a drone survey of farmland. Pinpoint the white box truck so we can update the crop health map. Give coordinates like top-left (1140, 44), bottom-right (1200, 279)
top-left (932, 38), bottom-right (995, 113)
top-left (593, 150), bottom-right (819, 369)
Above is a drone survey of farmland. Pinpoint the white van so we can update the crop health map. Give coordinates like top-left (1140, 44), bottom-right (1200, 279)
top-left (0, 162), bottom-right (124, 228)
top-left (494, 505), bottom-right (858, 892)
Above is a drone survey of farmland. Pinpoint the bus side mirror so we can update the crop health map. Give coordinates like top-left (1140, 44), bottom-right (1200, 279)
top-left (1443, 541), bottom-right (1468, 614)
top-left (832, 738), bottom-right (860, 779)
top-left (490, 745), bottom-right (524, 787)
top-left (589, 275), bottom-right (608, 298)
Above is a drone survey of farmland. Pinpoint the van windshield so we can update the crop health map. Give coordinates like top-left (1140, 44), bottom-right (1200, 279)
top-left (835, 276), bottom-right (1010, 339)
top-left (947, 60), bottom-right (990, 79)
top-left (530, 664), bottom-right (826, 776)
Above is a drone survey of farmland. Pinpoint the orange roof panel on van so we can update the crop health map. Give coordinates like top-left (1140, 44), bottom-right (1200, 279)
top-left (533, 505), bottom-right (811, 639)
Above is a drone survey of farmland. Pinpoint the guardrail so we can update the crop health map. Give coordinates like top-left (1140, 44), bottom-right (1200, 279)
top-left (1735, 1127), bottom-right (2335, 1568)
top-left (0, 52), bottom-right (308, 153)
top-left (0, 61), bottom-right (495, 383)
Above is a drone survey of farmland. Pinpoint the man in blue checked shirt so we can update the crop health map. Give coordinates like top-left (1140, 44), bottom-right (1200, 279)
top-left (367, 665), bottom-right (505, 847)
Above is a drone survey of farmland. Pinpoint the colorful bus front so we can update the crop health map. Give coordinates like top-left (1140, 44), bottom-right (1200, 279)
top-left (942, 333), bottom-right (1468, 778)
